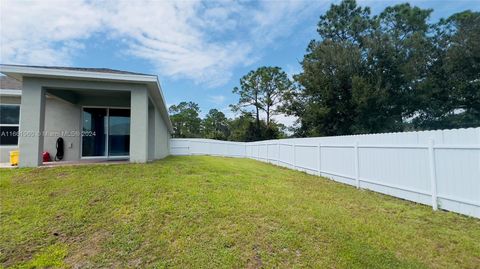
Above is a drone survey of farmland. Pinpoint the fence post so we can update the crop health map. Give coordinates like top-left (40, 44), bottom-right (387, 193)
top-left (257, 144), bottom-right (260, 160)
top-left (429, 139), bottom-right (438, 210)
top-left (354, 141), bottom-right (360, 189)
top-left (277, 140), bottom-right (280, 166)
top-left (266, 143), bottom-right (269, 163)
top-left (318, 142), bottom-right (322, 177)
top-left (189, 140), bottom-right (192, 156)
top-left (244, 143), bottom-right (247, 158)
top-left (293, 141), bottom-right (297, 169)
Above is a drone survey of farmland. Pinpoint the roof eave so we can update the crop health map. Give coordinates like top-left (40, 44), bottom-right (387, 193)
top-left (0, 89), bottom-right (22, 97)
top-left (0, 64), bottom-right (173, 133)
top-left (0, 64), bottom-right (158, 83)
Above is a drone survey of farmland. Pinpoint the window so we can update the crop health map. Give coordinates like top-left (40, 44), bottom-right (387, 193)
top-left (0, 104), bottom-right (20, 145)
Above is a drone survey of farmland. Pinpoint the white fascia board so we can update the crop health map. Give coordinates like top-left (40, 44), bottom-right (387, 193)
top-left (0, 65), bottom-right (157, 83)
top-left (155, 77), bottom-right (173, 132)
top-left (0, 65), bottom-right (174, 133)
top-left (0, 89), bottom-right (22, 96)
top-left (147, 80), bottom-right (174, 133)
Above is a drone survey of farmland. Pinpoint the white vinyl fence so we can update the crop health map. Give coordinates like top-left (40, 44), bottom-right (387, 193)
top-left (170, 128), bottom-right (480, 218)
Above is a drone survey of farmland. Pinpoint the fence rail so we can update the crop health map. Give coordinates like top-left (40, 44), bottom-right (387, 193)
top-left (170, 127), bottom-right (480, 218)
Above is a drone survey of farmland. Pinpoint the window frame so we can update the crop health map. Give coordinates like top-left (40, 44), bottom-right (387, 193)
top-left (0, 104), bottom-right (21, 146)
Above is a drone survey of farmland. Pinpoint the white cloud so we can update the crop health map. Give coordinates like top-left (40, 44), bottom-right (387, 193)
top-left (97, 1), bottom-right (252, 86)
top-left (272, 113), bottom-right (298, 128)
top-left (0, 0), bottom-right (321, 86)
top-left (250, 1), bottom-right (328, 45)
top-left (258, 106), bottom-right (298, 128)
top-left (220, 106), bottom-right (236, 119)
top-left (208, 95), bottom-right (226, 105)
top-left (0, 0), bottom-right (103, 65)
top-left (218, 104), bottom-right (297, 128)
top-left (284, 63), bottom-right (302, 80)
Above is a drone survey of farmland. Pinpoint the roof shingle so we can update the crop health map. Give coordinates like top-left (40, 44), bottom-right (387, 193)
top-left (0, 75), bottom-right (21, 89)
top-left (1, 64), bottom-right (152, 76)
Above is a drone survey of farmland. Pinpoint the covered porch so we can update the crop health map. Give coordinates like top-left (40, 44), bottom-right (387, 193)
top-left (20, 77), bottom-right (156, 167)
top-left (0, 65), bottom-right (172, 167)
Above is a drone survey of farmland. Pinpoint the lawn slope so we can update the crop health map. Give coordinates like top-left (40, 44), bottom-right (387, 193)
top-left (1, 156), bottom-right (479, 268)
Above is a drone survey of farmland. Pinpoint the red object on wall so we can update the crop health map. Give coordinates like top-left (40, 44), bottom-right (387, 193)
top-left (42, 151), bottom-right (51, 162)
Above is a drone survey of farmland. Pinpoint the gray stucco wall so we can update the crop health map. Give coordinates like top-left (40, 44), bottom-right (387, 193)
top-left (0, 145), bottom-right (17, 163)
top-left (148, 104), bottom-right (155, 161)
top-left (154, 104), bottom-right (170, 159)
top-left (43, 97), bottom-right (81, 161)
top-left (0, 96), bottom-right (81, 163)
top-left (0, 96), bottom-right (21, 104)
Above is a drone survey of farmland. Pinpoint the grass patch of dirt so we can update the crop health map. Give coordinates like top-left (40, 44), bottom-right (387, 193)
top-left (1, 156), bottom-right (479, 268)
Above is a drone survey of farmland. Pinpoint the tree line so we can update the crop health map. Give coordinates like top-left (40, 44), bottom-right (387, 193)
top-left (169, 0), bottom-right (479, 140)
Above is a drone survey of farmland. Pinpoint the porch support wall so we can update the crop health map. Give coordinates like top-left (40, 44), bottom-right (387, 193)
top-left (130, 87), bottom-right (149, 163)
top-left (18, 78), bottom-right (46, 167)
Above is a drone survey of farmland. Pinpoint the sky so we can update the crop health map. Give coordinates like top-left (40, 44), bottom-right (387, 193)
top-left (1, 0), bottom-right (478, 126)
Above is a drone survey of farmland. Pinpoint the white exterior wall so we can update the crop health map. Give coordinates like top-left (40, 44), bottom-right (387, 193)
top-left (170, 127), bottom-right (480, 218)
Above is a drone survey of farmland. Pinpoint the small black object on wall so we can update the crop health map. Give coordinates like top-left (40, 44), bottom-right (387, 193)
top-left (55, 137), bottom-right (64, 161)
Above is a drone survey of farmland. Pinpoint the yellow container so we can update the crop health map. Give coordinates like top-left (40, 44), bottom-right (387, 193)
top-left (9, 150), bottom-right (19, 166)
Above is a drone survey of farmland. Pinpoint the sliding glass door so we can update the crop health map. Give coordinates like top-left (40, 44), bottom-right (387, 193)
top-left (82, 108), bottom-right (107, 157)
top-left (82, 107), bottom-right (130, 158)
top-left (108, 109), bottom-right (130, 156)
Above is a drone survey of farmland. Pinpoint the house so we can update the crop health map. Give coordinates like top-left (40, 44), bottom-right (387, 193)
top-left (0, 64), bottom-right (172, 167)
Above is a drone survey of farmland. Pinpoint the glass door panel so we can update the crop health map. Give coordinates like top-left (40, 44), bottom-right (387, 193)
top-left (108, 109), bottom-right (130, 156)
top-left (82, 108), bottom-right (107, 157)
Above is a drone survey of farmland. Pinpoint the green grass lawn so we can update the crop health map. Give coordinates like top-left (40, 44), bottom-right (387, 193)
top-left (1, 156), bottom-right (479, 268)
